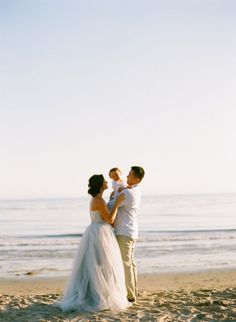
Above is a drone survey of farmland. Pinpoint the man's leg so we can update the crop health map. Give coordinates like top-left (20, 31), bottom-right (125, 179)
top-left (116, 235), bottom-right (136, 301)
top-left (130, 240), bottom-right (138, 296)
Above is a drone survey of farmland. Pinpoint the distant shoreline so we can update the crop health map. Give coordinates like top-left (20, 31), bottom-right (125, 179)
top-left (1, 191), bottom-right (236, 201)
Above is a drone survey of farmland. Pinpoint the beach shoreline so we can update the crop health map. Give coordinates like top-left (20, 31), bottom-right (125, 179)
top-left (1, 269), bottom-right (236, 295)
top-left (1, 269), bottom-right (236, 294)
top-left (1, 270), bottom-right (236, 321)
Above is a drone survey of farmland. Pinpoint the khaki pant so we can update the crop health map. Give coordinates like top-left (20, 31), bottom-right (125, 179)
top-left (116, 235), bottom-right (137, 300)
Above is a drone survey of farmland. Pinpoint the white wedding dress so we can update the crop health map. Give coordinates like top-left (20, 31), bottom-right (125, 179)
top-left (60, 210), bottom-right (130, 313)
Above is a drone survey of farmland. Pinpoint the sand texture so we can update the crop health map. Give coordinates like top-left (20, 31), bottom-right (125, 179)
top-left (1, 270), bottom-right (236, 321)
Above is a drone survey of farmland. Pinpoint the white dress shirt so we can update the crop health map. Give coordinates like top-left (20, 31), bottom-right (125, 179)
top-left (114, 184), bottom-right (141, 239)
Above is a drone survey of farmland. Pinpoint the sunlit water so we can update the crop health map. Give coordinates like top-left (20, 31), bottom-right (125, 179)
top-left (0, 194), bottom-right (236, 277)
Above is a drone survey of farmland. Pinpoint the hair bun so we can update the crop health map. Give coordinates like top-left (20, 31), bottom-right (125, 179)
top-left (88, 174), bottom-right (104, 197)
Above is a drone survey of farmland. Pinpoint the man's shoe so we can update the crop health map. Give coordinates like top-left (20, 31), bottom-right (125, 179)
top-left (128, 298), bottom-right (136, 302)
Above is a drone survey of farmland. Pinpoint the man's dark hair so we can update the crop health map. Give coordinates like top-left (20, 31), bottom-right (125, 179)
top-left (131, 166), bottom-right (145, 182)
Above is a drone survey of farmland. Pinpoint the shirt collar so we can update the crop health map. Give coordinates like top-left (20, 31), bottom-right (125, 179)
top-left (130, 184), bottom-right (139, 188)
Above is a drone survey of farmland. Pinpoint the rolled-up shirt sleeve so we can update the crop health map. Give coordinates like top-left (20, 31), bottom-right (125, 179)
top-left (118, 189), bottom-right (130, 207)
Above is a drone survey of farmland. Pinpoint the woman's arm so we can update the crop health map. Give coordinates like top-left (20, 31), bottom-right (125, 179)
top-left (97, 194), bottom-right (125, 224)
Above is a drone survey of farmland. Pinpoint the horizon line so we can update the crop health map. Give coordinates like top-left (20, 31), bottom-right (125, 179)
top-left (0, 191), bottom-right (236, 201)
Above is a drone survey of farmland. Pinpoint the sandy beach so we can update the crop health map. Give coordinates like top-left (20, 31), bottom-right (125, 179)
top-left (1, 270), bottom-right (236, 321)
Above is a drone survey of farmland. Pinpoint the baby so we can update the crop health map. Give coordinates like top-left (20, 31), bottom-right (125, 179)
top-left (109, 167), bottom-right (127, 200)
top-left (107, 167), bottom-right (129, 211)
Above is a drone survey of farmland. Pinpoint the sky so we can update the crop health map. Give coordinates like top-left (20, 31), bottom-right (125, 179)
top-left (0, 0), bottom-right (236, 198)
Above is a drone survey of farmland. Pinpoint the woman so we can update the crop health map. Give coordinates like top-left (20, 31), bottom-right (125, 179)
top-left (60, 174), bottom-right (130, 313)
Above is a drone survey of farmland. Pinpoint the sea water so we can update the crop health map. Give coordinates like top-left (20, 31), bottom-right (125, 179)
top-left (0, 194), bottom-right (236, 277)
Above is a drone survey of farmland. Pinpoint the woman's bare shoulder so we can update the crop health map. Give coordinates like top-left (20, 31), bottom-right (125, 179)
top-left (90, 197), bottom-right (106, 210)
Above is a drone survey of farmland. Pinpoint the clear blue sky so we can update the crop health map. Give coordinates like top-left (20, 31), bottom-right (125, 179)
top-left (0, 0), bottom-right (235, 198)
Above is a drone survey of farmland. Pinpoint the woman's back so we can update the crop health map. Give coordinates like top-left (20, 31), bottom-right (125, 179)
top-left (90, 210), bottom-right (104, 224)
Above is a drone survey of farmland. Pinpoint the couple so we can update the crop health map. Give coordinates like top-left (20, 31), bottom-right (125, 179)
top-left (60, 166), bottom-right (145, 313)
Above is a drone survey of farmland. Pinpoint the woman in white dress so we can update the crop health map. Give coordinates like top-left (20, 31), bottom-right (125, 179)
top-left (60, 174), bottom-right (130, 313)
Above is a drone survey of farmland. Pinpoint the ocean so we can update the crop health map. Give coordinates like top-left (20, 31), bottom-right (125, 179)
top-left (0, 194), bottom-right (236, 278)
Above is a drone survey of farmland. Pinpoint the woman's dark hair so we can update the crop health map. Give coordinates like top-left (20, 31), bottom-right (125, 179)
top-left (88, 174), bottom-right (104, 197)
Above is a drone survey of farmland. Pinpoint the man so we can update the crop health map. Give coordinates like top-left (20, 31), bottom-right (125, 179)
top-left (114, 166), bottom-right (145, 302)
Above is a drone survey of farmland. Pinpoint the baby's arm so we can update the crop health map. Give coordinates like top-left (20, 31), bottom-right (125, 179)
top-left (118, 185), bottom-right (132, 192)
top-left (109, 191), bottom-right (115, 200)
